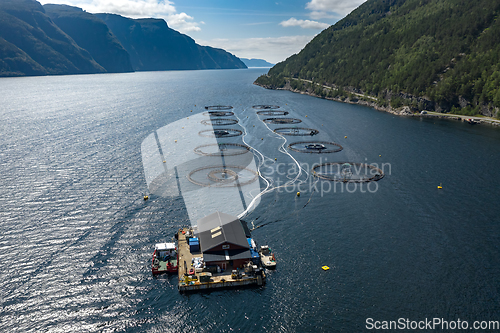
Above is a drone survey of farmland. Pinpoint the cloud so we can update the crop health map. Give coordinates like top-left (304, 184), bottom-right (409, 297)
top-left (306, 0), bottom-right (366, 17)
top-left (166, 12), bottom-right (203, 32)
top-left (308, 11), bottom-right (336, 20)
top-left (197, 35), bottom-right (317, 64)
top-left (280, 17), bottom-right (330, 30)
top-left (38, 0), bottom-right (203, 33)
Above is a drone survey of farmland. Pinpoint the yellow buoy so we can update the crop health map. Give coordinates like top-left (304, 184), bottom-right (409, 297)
top-left (174, 140), bottom-right (177, 143)
top-left (438, 183), bottom-right (443, 189)
top-left (296, 192), bottom-right (300, 196)
top-left (163, 160), bottom-right (166, 163)
top-left (379, 155), bottom-right (381, 157)
top-left (305, 115), bottom-right (308, 117)
top-left (261, 138), bottom-right (263, 140)
top-left (322, 266), bottom-right (330, 271)
top-left (344, 136), bottom-right (347, 138)
top-left (143, 196), bottom-right (149, 201)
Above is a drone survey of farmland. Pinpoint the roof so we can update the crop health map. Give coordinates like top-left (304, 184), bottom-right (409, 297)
top-left (197, 211), bottom-right (250, 253)
top-left (155, 243), bottom-right (175, 250)
top-left (203, 249), bottom-right (252, 263)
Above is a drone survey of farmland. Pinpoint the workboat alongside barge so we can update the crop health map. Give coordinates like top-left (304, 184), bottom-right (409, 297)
top-left (151, 242), bottom-right (178, 275)
top-left (259, 245), bottom-right (277, 269)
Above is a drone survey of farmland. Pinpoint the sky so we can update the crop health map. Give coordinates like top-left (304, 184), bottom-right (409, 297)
top-left (38, 0), bottom-right (367, 64)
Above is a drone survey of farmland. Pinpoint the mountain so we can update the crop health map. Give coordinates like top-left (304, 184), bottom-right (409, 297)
top-left (0, 0), bottom-right (105, 76)
top-left (240, 58), bottom-right (274, 67)
top-left (95, 13), bottom-right (246, 71)
top-left (43, 4), bottom-right (133, 73)
top-left (255, 0), bottom-right (500, 117)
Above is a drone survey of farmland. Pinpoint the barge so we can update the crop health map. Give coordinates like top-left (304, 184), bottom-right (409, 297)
top-left (175, 212), bottom-right (268, 292)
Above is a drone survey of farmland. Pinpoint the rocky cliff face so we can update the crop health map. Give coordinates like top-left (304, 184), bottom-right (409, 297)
top-left (43, 4), bottom-right (133, 74)
top-left (0, 0), bottom-right (105, 76)
top-left (0, 0), bottom-right (246, 77)
top-left (95, 13), bottom-right (246, 71)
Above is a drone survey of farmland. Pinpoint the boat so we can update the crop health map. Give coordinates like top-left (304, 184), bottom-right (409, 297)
top-left (152, 242), bottom-right (178, 275)
top-left (259, 245), bottom-right (276, 269)
top-left (466, 118), bottom-right (478, 124)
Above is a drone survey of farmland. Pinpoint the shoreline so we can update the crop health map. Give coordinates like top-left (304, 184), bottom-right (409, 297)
top-left (254, 82), bottom-right (500, 127)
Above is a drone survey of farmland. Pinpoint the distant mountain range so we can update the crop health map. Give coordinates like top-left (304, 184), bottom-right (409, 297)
top-left (0, 0), bottom-right (246, 77)
top-left (256, 0), bottom-right (500, 117)
top-left (240, 58), bottom-right (274, 68)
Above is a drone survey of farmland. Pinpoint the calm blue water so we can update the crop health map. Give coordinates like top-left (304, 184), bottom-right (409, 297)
top-left (1, 68), bottom-right (500, 332)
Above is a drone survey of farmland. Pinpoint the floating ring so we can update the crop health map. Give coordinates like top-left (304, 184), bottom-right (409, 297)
top-left (201, 118), bottom-right (238, 126)
top-left (263, 118), bottom-right (302, 124)
top-left (203, 111), bottom-right (235, 117)
top-left (205, 105), bottom-right (233, 110)
top-left (253, 105), bottom-right (280, 110)
top-left (274, 127), bottom-right (319, 136)
top-left (198, 129), bottom-right (243, 138)
top-left (256, 110), bottom-right (289, 116)
top-left (187, 165), bottom-right (259, 187)
top-left (194, 143), bottom-right (251, 156)
top-left (288, 141), bottom-right (343, 153)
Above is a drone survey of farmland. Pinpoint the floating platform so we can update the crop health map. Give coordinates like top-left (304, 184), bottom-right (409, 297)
top-left (177, 227), bottom-right (265, 293)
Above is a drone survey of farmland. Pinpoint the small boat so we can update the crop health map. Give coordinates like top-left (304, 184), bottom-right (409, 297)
top-left (466, 118), bottom-right (478, 124)
top-left (259, 245), bottom-right (276, 269)
top-left (152, 242), bottom-right (178, 275)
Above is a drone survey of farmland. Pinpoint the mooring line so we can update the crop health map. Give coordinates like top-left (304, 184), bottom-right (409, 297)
top-left (234, 108), bottom-right (315, 221)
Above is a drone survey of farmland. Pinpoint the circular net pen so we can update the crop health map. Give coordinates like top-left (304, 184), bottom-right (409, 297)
top-left (203, 111), bottom-right (235, 117)
top-left (187, 165), bottom-right (259, 187)
top-left (194, 143), bottom-right (251, 156)
top-left (256, 110), bottom-right (289, 116)
top-left (199, 128), bottom-right (243, 138)
top-left (274, 127), bottom-right (319, 136)
top-left (312, 162), bottom-right (385, 183)
top-left (201, 118), bottom-right (239, 126)
top-left (288, 141), bottom-right (343, 153)
top-left (253, 105), bottom-right (280, 110)
top-left (205, 105), bottom-right (233, 110)
top-left (263, 117), bottom-right (302, 125)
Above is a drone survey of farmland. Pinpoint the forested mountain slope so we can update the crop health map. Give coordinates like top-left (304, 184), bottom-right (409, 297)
top-left (256, 0), bottom-right (500, 117)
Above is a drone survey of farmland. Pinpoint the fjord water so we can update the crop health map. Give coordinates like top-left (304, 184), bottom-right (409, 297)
top-left (1, 68), bottom-right (499, 332)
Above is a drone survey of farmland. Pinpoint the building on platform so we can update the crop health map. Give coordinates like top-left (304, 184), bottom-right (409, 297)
top-left (197, 211), bottom-right (253, 270)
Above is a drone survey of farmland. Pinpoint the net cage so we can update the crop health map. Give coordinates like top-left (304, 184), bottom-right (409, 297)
top-left (198, 128), bottom-right (243, 138)
top-left (312, 162), bottom-right (385, 183)
top-left (205, 105), bottom-right (233, 110)
top-left (201, 118), bottom-right (239, 126)
top-left (263, 117), bottom-right (302, 124)
top-left (274, 127), bottom-right (319, 136)
top-left (253, 105), bottom-right (280, 110)
top-left (187, 165), bottom-right (259, 187)
top-left (203, 111), bottom-right (235, 117)
top-left (256, 110), bottom-right (289, 116)
top-left (194, 143), bottom-right (251, 156)
top-left (288, 141), bottom-right (343, 153)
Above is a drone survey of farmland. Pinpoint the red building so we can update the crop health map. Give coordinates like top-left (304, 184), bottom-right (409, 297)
top-left (197, 211), bottom-right (252, 270)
